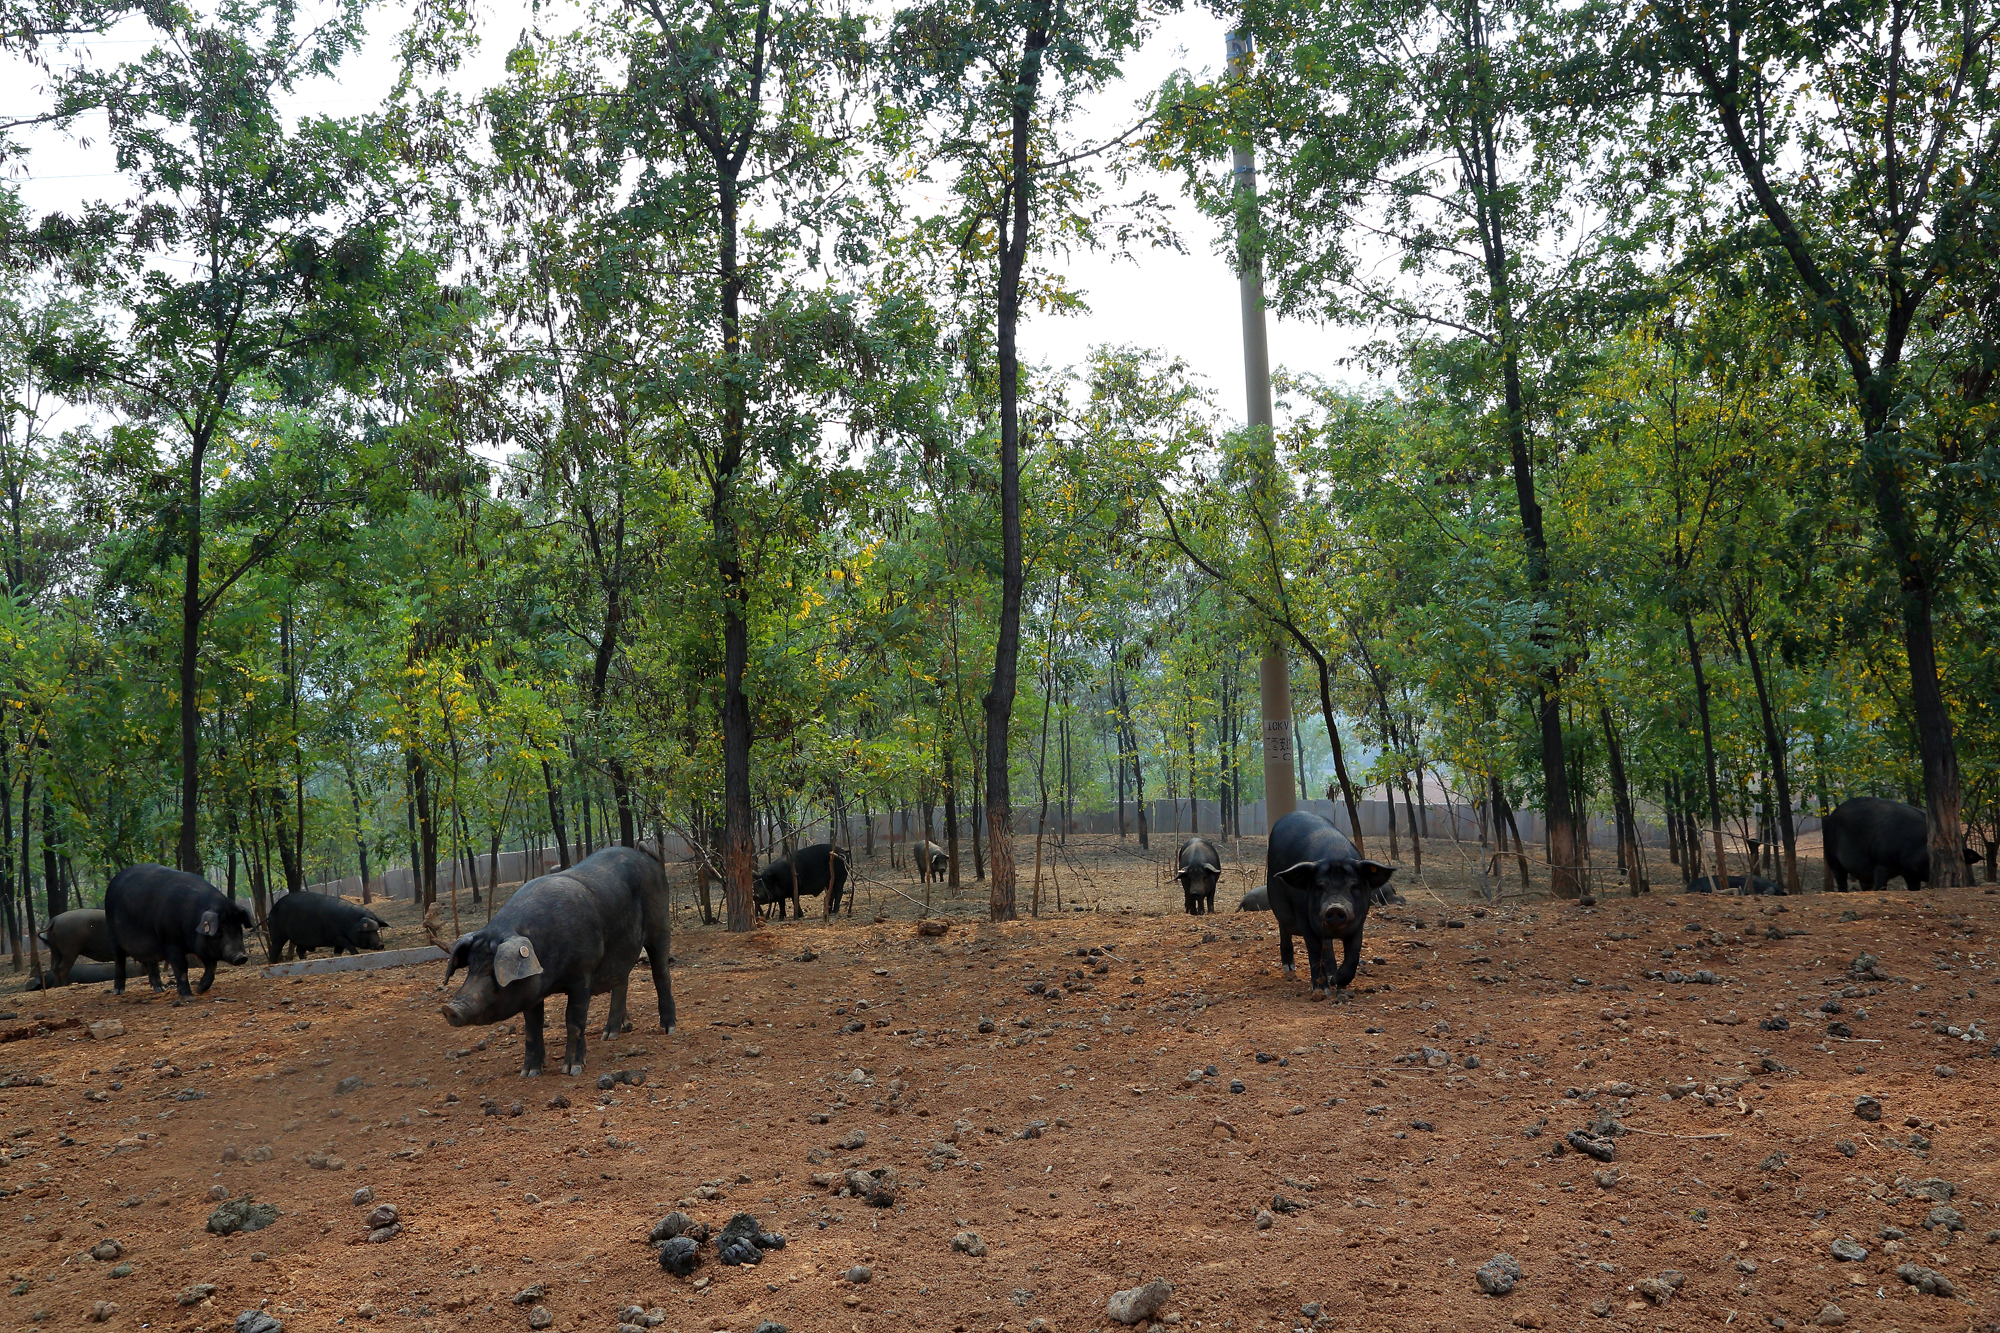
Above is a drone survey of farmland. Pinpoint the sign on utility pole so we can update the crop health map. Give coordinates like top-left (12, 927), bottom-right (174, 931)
top-left (1228, 27), bottom-right (1298, 829)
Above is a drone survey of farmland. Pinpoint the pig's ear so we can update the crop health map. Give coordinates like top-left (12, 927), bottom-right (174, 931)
top-left (494, 935), bottom-right (544, 987)
top-left (198, 909), bottom-right (219, 937)
top-left (443, 933), bottom-right (474, 986)
top-left (1271, 860), bottom-right (1318, 888)
top-left (1357, 860), bottom-right (1395, 889)
top-left (1201, 861), bottom-right (1223, 877)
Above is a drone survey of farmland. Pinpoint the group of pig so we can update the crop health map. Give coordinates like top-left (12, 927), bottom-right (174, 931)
top-left (35, 871), bottom-right (391, 991)
top-left (22, 793), bottom-right (1985, 1079)
top-left (35, 848), bottom-right (677, 1079)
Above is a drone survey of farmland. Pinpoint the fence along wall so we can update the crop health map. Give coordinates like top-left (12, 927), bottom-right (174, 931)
top-left (301, 799), bottom-right (1823, 902)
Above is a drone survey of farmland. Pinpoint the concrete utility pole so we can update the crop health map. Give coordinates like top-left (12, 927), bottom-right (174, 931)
top-left (1228, 28), bottom-right (1298, 830)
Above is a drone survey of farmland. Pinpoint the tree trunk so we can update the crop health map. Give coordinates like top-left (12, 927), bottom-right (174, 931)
top-left (1492, 776), bottom-right (1529, 888)
top-left (1306, 650), bottom-right (1365, 852)
top-left (1600, 705), bottom-right (1645, 894)
top-left (1398, 770), bottom-right (1422, 873)
top-left (458, 803), bottom-right (481, 904)
top-left (176, 436), bottom-right (208, 875)
top-left (1, 748), bottom-right (15, 969)
top-left (272, 791), bottom-right (303, 897)
top-left (1683, 614), bottom-right (1730, 891)
top-left (542, 759), bottom-right (569, 869)
top-left (40, 792), bottom-right (65, 919)
top-left (344, 764), bottom-right (373, 903)
top-left (1737, 611), bottom-right (1801, 893)
top-left (983, 13), bottom-right (1052, 925)
top-left (1131, 722), bottom-right (1149, 851)
top-left (410, 752), bottom-right (438, 907)
top-left (1897, 586), bottom-right (1965, 886)
top-left (943, 746), bottom-right (961, 892)
top-left (714, 167), bottom-right (758, 934)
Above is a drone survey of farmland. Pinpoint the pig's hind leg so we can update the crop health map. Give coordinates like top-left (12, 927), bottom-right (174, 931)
top-left (562, 982), bottom-right (593, 1076)
top-left (521, 999), bottom-right (547, 1076)
top-left (600, 976), bottom-right (631, 1041)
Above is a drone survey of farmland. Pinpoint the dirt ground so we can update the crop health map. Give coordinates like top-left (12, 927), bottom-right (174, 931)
top-left (3, 834), bottom-right (1997, 1333)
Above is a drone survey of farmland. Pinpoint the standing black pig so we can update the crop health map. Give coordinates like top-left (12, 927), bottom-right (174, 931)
top-left (1265, 810), bottom-right (1394, 996)
top-left (265, 893), bottom-right (389, 963)
top-left (104, 865), bottom-right (255, 998)
top-left (753, 843), bottom-right (850, 919)
top-left (39, 909), bottom-right (114, 985)
top-left (916, 840), bottom-right (948, 883)
top-left (1823, 797), bottom-right (1981, 891)
top-left (1174, 836), bottom-right (1223, 914)
top-left (440, 846), bottom-right (674, 1077)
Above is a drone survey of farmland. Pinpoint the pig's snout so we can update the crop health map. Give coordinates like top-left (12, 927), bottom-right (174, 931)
top-left (227, 949), bottom-right (249, 965)
top-left (1320, 899), bottom-right (1354, 929)
top-left (441, 1000), bottom-right (471, 1027)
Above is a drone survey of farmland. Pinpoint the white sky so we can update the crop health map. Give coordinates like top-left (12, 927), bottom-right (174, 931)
top-left (2, 0), bottom-right (1373, 432)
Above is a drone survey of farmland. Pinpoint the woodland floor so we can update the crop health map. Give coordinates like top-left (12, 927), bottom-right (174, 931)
top-left (2, 835), bottom-right (1997, 1333)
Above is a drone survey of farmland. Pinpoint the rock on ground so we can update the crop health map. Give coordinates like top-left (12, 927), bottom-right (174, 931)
top-left (1107, 1277), bottom-right (1172, 1325)
top-left (1476, 1254), bottom-right (1523, 1296)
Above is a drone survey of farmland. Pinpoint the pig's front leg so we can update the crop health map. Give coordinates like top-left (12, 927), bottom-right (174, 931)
top-left (1278, 928), bottom-right (1296, 976)
top-left (521, 998), bottom-right (547, 1077)
top-left (194, 959), bottom-right (217, 994)
top-left (563, 983), bottom-right (593, 1076)
top-left (1334, 931), bottom-right (1363, 989)
top-left (1299, 934), bottom-right (1328, 996)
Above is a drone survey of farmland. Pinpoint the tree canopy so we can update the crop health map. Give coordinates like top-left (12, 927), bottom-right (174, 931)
top-left (0, 0), bottom-right (1993, 959)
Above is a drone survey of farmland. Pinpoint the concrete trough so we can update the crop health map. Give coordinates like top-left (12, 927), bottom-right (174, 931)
top-left (262, 946), bottom-right (447, 979)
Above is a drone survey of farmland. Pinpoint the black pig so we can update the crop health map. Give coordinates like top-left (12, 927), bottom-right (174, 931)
top-left (1823, 797), bottom-right (1981, 891)
top-left (753, 843), bottom-right (851, 919)
top-left (440, 846), bottom-right (674, 1077)
top-left (1265, 811), bottom-right (1394, 996)
top-left (1175, 836), bottom-right (1223, 914)
top-left (104, 865), bottom-right (254, 998)
top-left (266, 892), bottom-right (388, 963)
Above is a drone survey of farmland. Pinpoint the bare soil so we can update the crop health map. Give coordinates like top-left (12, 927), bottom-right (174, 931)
top-left (3, 836), bottom-right (1997, 1333)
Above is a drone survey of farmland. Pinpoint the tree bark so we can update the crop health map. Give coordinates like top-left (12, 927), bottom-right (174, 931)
top-left (1669, 23), bottom-right (1967, 888)
top-left (716, 173), bottom-right (757, 933)
top-left (1683, 614), bottom-right (1730, 890)
top-left (1599, 705), bottom-right (1645, 894)
top-left (542, 759), bottom-right (569, 868)
top-left (1455, 5), bottom-right (1577, 895)
top-left (983, 8), bottom-right (1053, 924)
top-left (343, 764), bottom-right (373, 902)
top-left (40, 792), bottom-right (65, 919)
top-left (176, 434), bottom-right (208, 875)
top-left (1736, 609), bottom-right (1800, 893)
top-left (943, 745), bottom-right (961, 892)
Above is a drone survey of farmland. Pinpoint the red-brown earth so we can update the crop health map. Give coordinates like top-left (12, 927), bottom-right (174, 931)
top-left (2, 838), bottom-right (1997, 1333)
